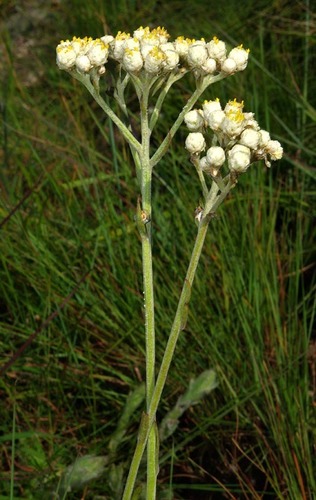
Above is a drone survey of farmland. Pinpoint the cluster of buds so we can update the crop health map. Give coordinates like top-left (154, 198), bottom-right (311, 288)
top-left (185, 99), bottom-right (283, 175)
top-left (56, 26), bottom-right (249, 79)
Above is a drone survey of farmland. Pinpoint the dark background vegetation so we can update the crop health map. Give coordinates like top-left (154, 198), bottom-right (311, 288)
top-left (0, 0), bottom-right (315, 498)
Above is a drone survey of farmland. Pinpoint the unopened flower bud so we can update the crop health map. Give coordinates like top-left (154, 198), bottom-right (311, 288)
top-left (187, 40), bottom-right (208, 67)
top-left (76, 54), bottom-right (92, 73)
top-left (228, 144), bottom-right (251, 173)
top-left (221, 57), bottom-right (237, 74)
top-left (203, 100), bottom-right (224, 129)
top-left (239, 129), bottom-right (260, 149)
top-left (160, 43), bottom-right (179, 71)
top-left (185, 132), bottom-right (206, 154)
top-left (184, 110), bottom-right (204, 131)
top-left (206, 36), bottom-right (227, 63)
top-left (259, 130), bottom-right (271, 147)
top-left (206, 146), bottom-right (226, 167)
top-left (205, 110), bottom-right (225, 130)
top-left (201, 58), bottom-right (217, 74)
top-left (227, 45), bottom-right (249, 71)
top-left (101, 35), bottom-right (114, 45)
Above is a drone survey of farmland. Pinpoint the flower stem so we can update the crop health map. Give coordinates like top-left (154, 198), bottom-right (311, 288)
top-left (139, 77), bottom-right (157, 500)
top-left (78, 75), bottom-right (142, 155)
top-left (122, 218), bottom-right (210, 500)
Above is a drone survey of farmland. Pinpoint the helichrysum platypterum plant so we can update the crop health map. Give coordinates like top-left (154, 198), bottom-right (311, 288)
top-left (56, 25), bottom-right (283, 500)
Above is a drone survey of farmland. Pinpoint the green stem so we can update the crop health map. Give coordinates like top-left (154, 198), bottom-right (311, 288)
top-left (122, 218), bottom-right (210, 500)
top-left (139, 77), bottom-right (157, 500)
top-left (149, 70), bottom-right (188, 131)
top-left (77, 74), bottom-right (142, 155)
top-left (122, 172), bottom-right (234, 499)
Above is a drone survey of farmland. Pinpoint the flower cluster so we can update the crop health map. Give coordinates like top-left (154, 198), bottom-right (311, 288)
top-left (185, 99), bottom-right (283, 175)
top-left (56, 26), bottom-right (249, 79)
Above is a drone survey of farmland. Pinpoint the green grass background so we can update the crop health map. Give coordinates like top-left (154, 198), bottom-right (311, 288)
top-left (0, 0), bottom-right (315, 498)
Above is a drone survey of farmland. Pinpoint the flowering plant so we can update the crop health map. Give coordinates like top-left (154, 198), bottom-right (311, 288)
top-left (56, 25), bottom-right (282, 499)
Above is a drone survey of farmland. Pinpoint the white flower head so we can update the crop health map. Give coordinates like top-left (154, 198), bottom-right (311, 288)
top-left (187, 40), bottom-right (208, 68)
top-left (202, 99), bottom-right (222, 116)
top-left (76, 54), bottom-right (92, 73)
top-left (243, 112), bottom-right (260, 130)
top-left (71, 36), bottom-right (86, 55)
top-left (222, 100), bottom-right (246, 138)
top-left (160, 43), bottom-right (179, 71)
top-left (221, 57), bottom-right (237, 74)
top-left (133, 26), bottom-right (150, 40)
top-left (265, 140), bottom-right (283, 160)
top-left (152, 26), bottom-right (170, 44)
top-left (259, 130), bottom-right (271, 147)
top-left (125, 37), bottom-right (140, 51)
top-left (228, 144), bottom-right (251, 173)
top-left (206, 36), bottom-right (227, 63)
top-left (227, 45), bottom-right (249, 71)
top-left (140, 27), bottom-right (168, 58)
top-left (101, 35), bottom-right (114, 45)
top-left (205, 109), bottom-right (226, 130)
top-left (185, 132), bottom-right (206, 154)
top-left (206, 146), bottom-right (226, 167)
top-left (184, 109), bottom-right (204, 131)
top-left (144, 46), bottom-right (166, 73)
top-left (112, 31), bottom-right (131, 61)
top-left (122, 48), bottom-right (143, 73)
top-left (201, 57), bottom-right (217, 74)
top-left (56, 42), bottom-right (77, 70)
top-left (203, 99), bottom-right (225, 130)
top-left (87, 39), bottom-right (109, 66)
top-left (239, 129), bottom-right (260, 149)
top-left (174, 36), bottom-right (191, 57)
